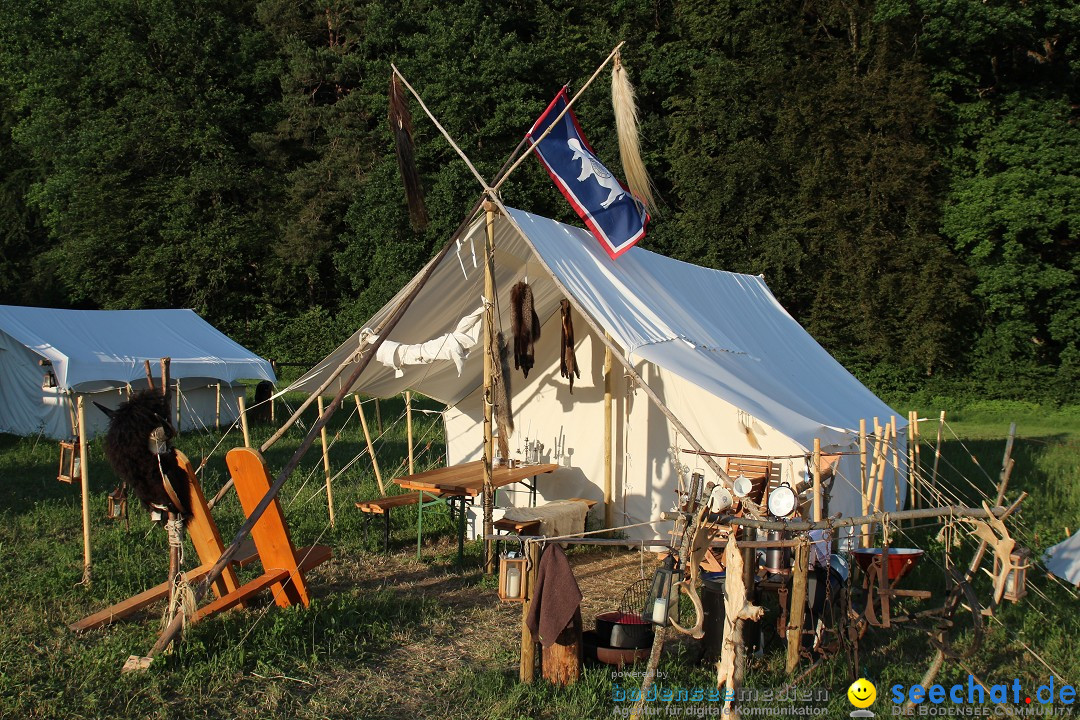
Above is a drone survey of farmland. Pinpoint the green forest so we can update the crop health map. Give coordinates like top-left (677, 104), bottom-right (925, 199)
top-left (0, 0), bottom-right (1075, 402)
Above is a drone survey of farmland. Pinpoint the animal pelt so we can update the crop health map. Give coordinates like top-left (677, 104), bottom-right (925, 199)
top-left (99, 390), bottom-right (190, 518)
top-left (492, 332), bottom-right (514, 459)
top-left (510, 281), bottom-right (541, 378)
top-left (389, 73), bottom-right (429, 230)
top-left (559, 299), bottom-right (580, 394)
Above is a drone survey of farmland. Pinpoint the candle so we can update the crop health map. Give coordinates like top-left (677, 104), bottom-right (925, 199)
top-left (651, 597), bottom-right (668, 624)
top-left (506, 567), bottom-right (521, 599)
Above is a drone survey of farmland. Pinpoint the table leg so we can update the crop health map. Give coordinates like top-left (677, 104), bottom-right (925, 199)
top-left (457, 495), bottom-right (466, 567)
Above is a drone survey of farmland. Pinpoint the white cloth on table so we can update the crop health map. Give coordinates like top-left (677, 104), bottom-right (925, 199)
top-left (501, 499), bottom-right (590, 538)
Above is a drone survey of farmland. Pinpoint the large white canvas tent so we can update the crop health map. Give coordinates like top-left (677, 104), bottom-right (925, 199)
top-left (1044, 531), bottom-right (1080, 587)
top-left (292, 207), bottom-right (903, 540)
top-left (0, 306), bottom-right (276, 440)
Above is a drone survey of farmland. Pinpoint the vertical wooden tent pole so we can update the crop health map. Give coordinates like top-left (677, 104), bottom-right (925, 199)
top-left (238, 395), bottom-right (251, 448)
top-left (859, 419), bottom-right (868, 547)
top-left (603, 337), bottom-right (614, 528)
top-left (175, 379), bottom-right (181, 430)
top-left (812, 437), bottom-right (822, 522)
top-left (913, 411), bottom-right (922, 501)
top-left (375, 398), bottom-right (383, 434)
top-left (356, 394), bottom-right (385, 495)
top-left (160, 357), bottom-right (170, 399)
top-left (520, 539), bottom-right (541, 682)
top-left (215, 383), bottom-right (221, 430)
top-left (907, 411), bottom-right (915, 511)
top-left (890, 416), bottom-right (900, 512)
top-left (931, 410), bottom-right (945, 493)
top-left (406, 391), bottom-right (415, 476)
top-left (317, 396), bottom-right (335, 526)
top-left (482, 201), bottom-right (496, 574)
top-left (77, 396), bottom-right (91, 585)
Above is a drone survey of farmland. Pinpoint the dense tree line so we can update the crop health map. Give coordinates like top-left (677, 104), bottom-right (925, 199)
top-left (0, 0), bottom-right (1075, 401)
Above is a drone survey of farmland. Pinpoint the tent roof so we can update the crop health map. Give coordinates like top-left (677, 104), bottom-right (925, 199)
top-left (291, 207), bottom-right (894, 448)
top-left (1044, 531), bottom-right (1080, 586)
top-left (0, 306), bottom-right (275, 390)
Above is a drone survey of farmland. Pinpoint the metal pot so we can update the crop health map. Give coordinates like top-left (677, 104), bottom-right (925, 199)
top-left (595, 611), bottom-right (654, 649)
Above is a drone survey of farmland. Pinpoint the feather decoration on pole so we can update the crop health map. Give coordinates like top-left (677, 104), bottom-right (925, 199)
top-left (388, 73), bottom-right (429, 230)
top-left (611, 51), bottom-right (657, 214)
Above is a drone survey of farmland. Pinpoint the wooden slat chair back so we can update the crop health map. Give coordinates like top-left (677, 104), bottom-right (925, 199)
top-left (726, 458), bottom-right (777, 505)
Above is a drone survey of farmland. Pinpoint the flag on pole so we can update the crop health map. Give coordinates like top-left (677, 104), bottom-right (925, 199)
top-left (526, 88), bottom-right (649, 259)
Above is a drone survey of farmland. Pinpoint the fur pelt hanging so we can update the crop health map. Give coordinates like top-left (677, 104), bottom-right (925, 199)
top-left (559, 299), bottom-right (580, 394)
top-left (492, 332), bottom-right (514, 459)
top-left (510, 281), bottom-right (541, 378)
top-left (388, 73), bottom-right (429, 230)
top-left (97, 390), bottom-right (190, 518)
top-left (611, 51), bottom-right (657, 215)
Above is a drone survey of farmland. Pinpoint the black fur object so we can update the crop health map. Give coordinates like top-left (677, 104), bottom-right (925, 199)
top-left (99, 390), bottom-right (190, 517)
top-left (510, 281), bottom-right (541, 378)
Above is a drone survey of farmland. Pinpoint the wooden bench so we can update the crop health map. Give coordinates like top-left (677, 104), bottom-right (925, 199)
top-left (355, 493), bottom-right (421, 551)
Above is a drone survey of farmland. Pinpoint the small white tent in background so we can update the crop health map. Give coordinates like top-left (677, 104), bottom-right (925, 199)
top-left (292, 207), bottom-right (903, 541)
top-left (1044, 531), bottom-right (1080, 587)
top-left (0, 306), bottom-right (276, 440)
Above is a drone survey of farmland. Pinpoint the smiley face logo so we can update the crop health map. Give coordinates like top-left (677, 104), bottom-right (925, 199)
top-left (847, 678), bottom-right (877, 709)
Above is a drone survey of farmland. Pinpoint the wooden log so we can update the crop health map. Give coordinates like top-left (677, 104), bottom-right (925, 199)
top-left (603, 337), bottom-right (613, 529)
top-left (785, 540), bottom-right (810, 674)
top-left (355, 395), bottom-right (385, 495)
top-left (77, 396), bottom-right (91, 585)
top-left (238, 395), bottom-right (251, 448)
top-left (520, 540), bottom-right (540, 683)
top-left (812, 437), bottom-right (822, 522)
top-left (317, 396), bottom-right (335, 527)
top-left (542, 610), bottom-right (583, 686)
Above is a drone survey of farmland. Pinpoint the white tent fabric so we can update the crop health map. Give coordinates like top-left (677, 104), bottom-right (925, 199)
top-left (1044, 531), bottom-right (1080, 586)
top-left (291, 207), bottom-right (902, 538)
top-left (0, 306), bottom-right (275, 439)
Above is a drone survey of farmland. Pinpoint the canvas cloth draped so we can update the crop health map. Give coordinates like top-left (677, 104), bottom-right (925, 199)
top-left (369, 305), bottom-right (484, 378)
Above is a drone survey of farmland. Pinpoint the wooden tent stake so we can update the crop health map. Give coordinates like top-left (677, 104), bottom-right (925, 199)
top-left (355, 395), bottom-right (385, 495)
top-left (77, 397), bottom-right (91, 585)
top-left (317, 396), bottom-right (335, 527)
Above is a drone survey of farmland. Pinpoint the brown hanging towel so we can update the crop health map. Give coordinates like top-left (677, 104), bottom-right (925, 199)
top-left (510, 281), bottom-right (541, 378)
top-left (560, 299), bottom-right (580, 394)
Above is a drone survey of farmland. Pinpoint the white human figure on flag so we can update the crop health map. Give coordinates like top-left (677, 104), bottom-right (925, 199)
top-left (567, 138), bottom-right (626, 208)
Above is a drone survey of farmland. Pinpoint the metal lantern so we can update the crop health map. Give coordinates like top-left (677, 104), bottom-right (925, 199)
top-left (998, 547), bottom-right (1031, 602)
top-left (647, 555), bottom-right (677, 625)
top-left (107, 485), bottom-right (128, 521)
top-left (39, 359), bottom-right (57, 390)
top-left (57, 440), bottom-right (80, 484)
top-left (498, 553), bottom-right (527, 602)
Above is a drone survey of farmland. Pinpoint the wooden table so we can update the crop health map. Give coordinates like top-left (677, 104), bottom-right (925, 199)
top-left (395, 460), bottom-right (559, 563)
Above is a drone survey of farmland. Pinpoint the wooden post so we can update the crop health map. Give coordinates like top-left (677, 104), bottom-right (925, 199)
top-left (890, 416), bottom-right (900, 512)
top-left (174, 378), bottom-right (181, 430)
top-left (77, 396), bottom-right (91, 585)
top-left (405, 390), bottom-right (415, 476)
top-left (215, 383), bottom-right (221, 430)
top-left (375, 398), bottom-right (382, 434)
top-left (603, 337), bottom-right (614, 529)
top-left (859, 419), bottom-right (868, 548)
top-left (542, 611), bottom-right (583, 686)
top-left (143, 360), bottom-right (155, 391)
top-left (931, 410), bottom-right (945, 492)
top-left (238, 395), bottom-right (251, 448)
top-left (160, 357), bottom-right (170, 399)
top-left (907, 411), bottom-right (916, 512)
top-left (785, 540), bottom-right (810, 674)
top-left (355, 395), bottom-right (385, 496)
top-left (913, 411), bottom-right (922, 502)
top-left (812, 437), bottom-right (822, 523)
top-left (482, 201), bottom-right (496, 574)
top-left (872, 423), bottom-right (891, 515)
top-left (317, 396), bottom-right (335, 527)
top-left (520, 539), bottom-right (541, 683)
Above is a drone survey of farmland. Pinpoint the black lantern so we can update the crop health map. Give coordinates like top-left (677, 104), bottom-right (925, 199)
top-left (647, 555), bottom-right (677, 625)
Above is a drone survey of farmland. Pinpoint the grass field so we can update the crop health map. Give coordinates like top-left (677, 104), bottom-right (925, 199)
top-left (0, 395), bottom-right (1076, 719)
